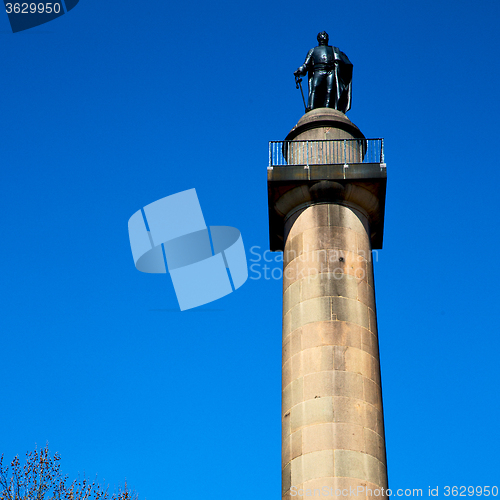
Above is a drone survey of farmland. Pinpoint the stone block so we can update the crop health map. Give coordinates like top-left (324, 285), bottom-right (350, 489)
top-left (291, 376), bottom-right (304, 407)
top-left (282, 433), bottom-right (291, 469)
top-left (345, 347), bottom-right (374, 381)
top-left (334, 450), bottom-right (382, 485)
top-left (334, 449), bottom-right (366, 481)
top-left (301, 272), bottom-right (359, 302)
top-left (300, 321), bottom-right (339, 350)
top-left (333, 370), bottom-right (364, 399)
top-left (334, 345), bottom-right (347, 370)
top-left (291, 351), bottom-right (303, 382)
top-left (283, 252), bottom-right (323, 289)
top-left (284, 233), bottom-right (303, 266)
top-left (291, 397), bottom-right (334, 433)
top-left (303, 371), bottom-right (335, 400)
top-left (283, 382), bottom-right (292, 415)
top-left (302, 423), bottom-right (333, 455)
top-left (283, 280), bottom-right (300, 315)
top-left (356, 228), bottom-right (372, 255)
top-left (301, 225), bottom-right (359, 254)
top-left (290, 328), bottom-right (302, 358)
top-left (368, 307), bottom-right (378, 334)
top-left (328, 477), bottom-right (371, 500)
top-left (333, 396), bottom-right (365, 426)
top-left (292, 204), bottom-right (329, 235)
top-left (370, 357), bottom-right (381, 386)
top-left (283, 310), bottom-right (292, 340)
top-left (378, 461), bottom-right (388, 489)
top-left (376, 408), bottom-right (385, 438)
top-left (283, 408), bottom-right (291, 439)
top-left (284, 331), bottom-right (307, 369)
top-left (299, 478), bottom-right (339, 499)
top-left (295, 296), bottom-right (333, 330)
top-left (364, 453), bottom-right (383, 486)
top-left (363, 378), bottom-right (383, 411)
top-left (282, 357), bottom-right (292, 389)
top-left (331, 296), bottom-right (370, 330)
top-left (361, 329), bottom-right (380, 358)
top-left (357, 280), bottom-right (376, 310)
top-left (332, 422), bottom-right (365, 452)
top-left (291, 428), bottom-right (302, 460)
top-left (282, 336), bottom-right (291, 364)
top-left (284, 249), bottom-right (368, 289)
top-left (365, 481), bottom-right (389, 499)
top-left (302, 346), bottom-right (334, 376)
top-left (292, 449), bottom-right (334, 485)
top-left (364, 428), bottom-right (386, 464)
top-left (307, 477), bottom-right (387, 500)
top-left (282, 462), bottom-right (291, 496)
top-left (364, 403), bottom-right (384, 436)
top-left (327, 250), bottom-right (368, 282)
top-left (332, 204), bottom-right (369, 236)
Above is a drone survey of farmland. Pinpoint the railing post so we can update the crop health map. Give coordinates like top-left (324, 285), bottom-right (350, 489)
top-left (381, 139), bottom-right (385, 164)
top-left (343, 139), bottom-right (346, 165)
top-left (306, 140), bottom-right (309, 168)
top-left (269, 142), bottom-right (272, 168)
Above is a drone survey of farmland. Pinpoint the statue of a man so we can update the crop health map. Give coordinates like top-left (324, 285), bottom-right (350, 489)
top-left (294, 32), bottom-right (353, 113)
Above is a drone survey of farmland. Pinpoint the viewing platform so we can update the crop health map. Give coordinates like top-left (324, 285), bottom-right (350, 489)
top-left (267, 138), bottom-right (387, 251)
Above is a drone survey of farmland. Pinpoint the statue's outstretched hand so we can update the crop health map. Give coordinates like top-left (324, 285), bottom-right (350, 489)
top-left (294, 68), bottom-right (303, 77)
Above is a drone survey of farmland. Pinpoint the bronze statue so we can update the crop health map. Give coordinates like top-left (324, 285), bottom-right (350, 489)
top-left (294, 32), bottom-right (353, 113)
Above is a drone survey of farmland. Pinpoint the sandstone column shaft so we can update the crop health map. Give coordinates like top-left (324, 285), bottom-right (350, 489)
top-left (281, 202), bottom-right (388, 499)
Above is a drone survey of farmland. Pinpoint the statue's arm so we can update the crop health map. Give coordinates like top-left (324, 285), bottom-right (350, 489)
top-left (294, 49), bottom-right (313, 77)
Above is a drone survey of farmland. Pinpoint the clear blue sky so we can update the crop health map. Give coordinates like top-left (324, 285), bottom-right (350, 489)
top-left (1, 0), bottom-right (499, 498)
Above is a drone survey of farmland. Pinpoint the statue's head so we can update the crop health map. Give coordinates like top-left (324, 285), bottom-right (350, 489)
top-left (317, 31), bottom-right (329, 45)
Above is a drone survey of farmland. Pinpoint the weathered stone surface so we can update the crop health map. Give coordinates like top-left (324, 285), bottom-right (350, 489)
top-left (290, 397), bottom-right (334, 433)
top-left (282, 462), bottom-right (291, 496)
top-left (282, 431), bottom-right (291, 469)
top-left (283, 296), bottom-right (334, 336)
top-left (364, 427), bottom-right (386, 463)
top-left (302, 346), bottom-right (335, 376)
top-left (291, 449), bottom-right (334, 485)
top-left (296, 477), bottom-right (389, 500)
top-left (281, 200), bottom-right (387, 500)
top-left (334, 449), bottom-right (383, 485)
top-left (287, 204), bottom-right (329, 241)
top-left (283, 249), bottom-right (368, 291)
top-left (291, 428), bottom-right (302, 461)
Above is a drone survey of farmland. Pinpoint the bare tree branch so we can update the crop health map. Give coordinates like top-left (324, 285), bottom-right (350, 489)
top-left (0, 446), bottom-right (138, 500)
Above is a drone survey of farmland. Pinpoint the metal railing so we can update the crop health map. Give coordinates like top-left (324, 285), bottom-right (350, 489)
top-left (269, 138), bottom-right (384, 168)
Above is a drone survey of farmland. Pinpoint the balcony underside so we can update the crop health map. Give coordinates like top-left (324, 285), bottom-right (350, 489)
top-left (267, 162), bottom-right (387, 252)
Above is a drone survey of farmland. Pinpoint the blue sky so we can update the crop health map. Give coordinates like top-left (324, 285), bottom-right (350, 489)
top-left (1, 0), bottom-right (500, 498)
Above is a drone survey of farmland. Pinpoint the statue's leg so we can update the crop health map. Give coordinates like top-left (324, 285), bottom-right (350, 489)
top-left (309, 72), bottom-right (323, 110)
top-left (307, 86), bottom-right (314, 110)
top-left (325, 71), bottom-right (335, 108)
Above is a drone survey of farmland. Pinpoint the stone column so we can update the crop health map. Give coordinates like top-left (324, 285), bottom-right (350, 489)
top-left (273, 109), bottom-right (388, 500)
top-left (281, 201), bottom-right (388, 499)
